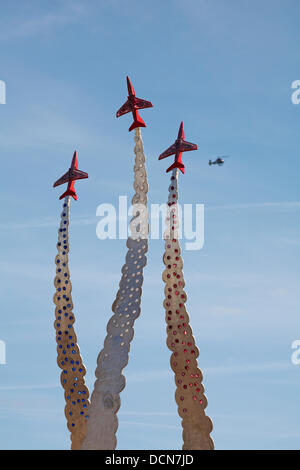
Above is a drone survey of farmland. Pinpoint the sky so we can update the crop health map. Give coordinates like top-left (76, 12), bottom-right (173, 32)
top-left (0, 0), bottom-right (299, 450)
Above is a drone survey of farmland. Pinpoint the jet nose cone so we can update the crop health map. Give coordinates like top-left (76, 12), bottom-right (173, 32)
top-left (126, 76), bottom-right (135, 95)
top-left (178, 121), bottom-right (184, 139)
top-left (71, 150), bottom-right (78, 169)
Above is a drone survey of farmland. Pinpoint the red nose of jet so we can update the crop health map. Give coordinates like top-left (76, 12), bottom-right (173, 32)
top-left (71, 150), bottom-right (78, 170)
top-left (126, 76), bottom-right (135, 96)
top-left (178, 121), bottom-right (185, 140)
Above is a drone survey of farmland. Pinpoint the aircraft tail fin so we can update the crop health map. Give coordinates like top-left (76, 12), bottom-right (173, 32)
top-left (166, 161), bottom-right (185, 174)
top-left (129, 115), bottom-right (146, 132)
top-left (209, 160), bottom-right (212, 166)
top-left (59, 188), bottom-right (77, 201)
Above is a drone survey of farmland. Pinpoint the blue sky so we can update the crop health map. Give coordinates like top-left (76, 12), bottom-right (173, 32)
top-left (0, 0), bottom-right (299, 450)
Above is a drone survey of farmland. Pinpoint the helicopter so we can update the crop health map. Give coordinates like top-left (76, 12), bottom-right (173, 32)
top-left (209, 156), bottom-right (230, 166)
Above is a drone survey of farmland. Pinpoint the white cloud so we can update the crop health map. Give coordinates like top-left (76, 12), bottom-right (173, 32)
top-left (208, 305), bottom-right (245, 316)
top-left (0, 383), bottom-right (58, 391)
top-left (0, 216), bottom-right (97, 230)
top-left (126, 369), bottom-right (172, 383)
top-left (206, 202), bottom-right (300, 211)
top-left (0, 3), bottom-right (87, 42)
top-left (119, 411), bottom-right (177, 417)
top-left (119, 420), bottom-right (180, 430)
top-left (124, 361), bottom-right (292, 383)
top-left (204, 361), bottom-right (291, 376)
top-left (0, 260), bottom-right (120, 286)
top-left (0, 106), bottom-right (99, 152)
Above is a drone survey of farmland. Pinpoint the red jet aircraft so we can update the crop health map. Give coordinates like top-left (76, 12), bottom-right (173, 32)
top-left (116, 76), bottom-right (153, 132)
top-left (53, 151), bottom-right (88, 200)
top-left (158, 122), bottom-right (198, 174)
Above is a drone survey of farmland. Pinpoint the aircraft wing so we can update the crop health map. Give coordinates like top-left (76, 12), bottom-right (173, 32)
top-left (72, 169), bottom-right (89, 181)
top-left (116, 100), bottom-right (131, 117)
top-left (158, 143), bottom-right (177, 160)
top-left (135, 97), bottom-right (153, 110)
top-left (53, 169), bottom-right (88, 188)
top-left (53, 171), bottom-right (69, 187)
top-left (179, 140), bottom-right (198, 152)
